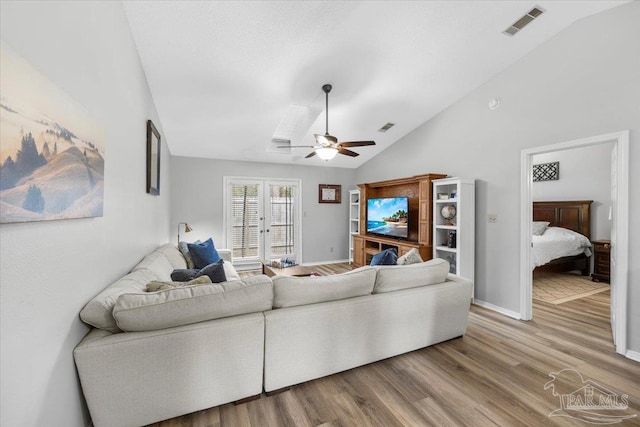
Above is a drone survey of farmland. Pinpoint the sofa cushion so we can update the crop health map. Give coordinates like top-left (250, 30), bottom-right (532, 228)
top-left (131, 248), bottom-right (174, 282)
top-left (187, 238), bottom-right (221, 269)
top-left (272, 267), bottom-right (376, 308)
top-left (370, 248), bottom-right (398, 265)
top-left (396, 248), bottom-right (423, 265)
top-left (80, 269), bottom-right (157, 333)
top-left (373, 258), bottom-right (450, 293)
top-left (146, 276), bottom-right (212, 292)
top-left (112, 275), bottom-right (274, 332)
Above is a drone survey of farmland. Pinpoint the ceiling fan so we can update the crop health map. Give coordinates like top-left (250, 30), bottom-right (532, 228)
top-left (279, 84), bottom-right (376, 160)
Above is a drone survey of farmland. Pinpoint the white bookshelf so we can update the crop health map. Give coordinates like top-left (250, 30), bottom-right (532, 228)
top-left (433, 178), bottom-right (475, 298)
top-left (348, 189), bottom-right (360, 264)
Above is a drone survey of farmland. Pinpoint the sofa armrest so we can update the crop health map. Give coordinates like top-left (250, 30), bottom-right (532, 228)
top-left (446, 273), bottom-right (472, 285)
top-left (218, 249), bottom-right (232, 263)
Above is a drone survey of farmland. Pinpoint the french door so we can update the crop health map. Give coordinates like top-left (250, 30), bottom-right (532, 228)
top-left (224, 177), bottom-right (301, 266)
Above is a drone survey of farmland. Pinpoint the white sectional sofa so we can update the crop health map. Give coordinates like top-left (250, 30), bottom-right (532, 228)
top-left (75, 244), bottom-right (473, 427)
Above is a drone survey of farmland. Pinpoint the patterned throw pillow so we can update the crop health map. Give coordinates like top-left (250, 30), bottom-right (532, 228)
top-left (396, 248), bottom-right (423, 265)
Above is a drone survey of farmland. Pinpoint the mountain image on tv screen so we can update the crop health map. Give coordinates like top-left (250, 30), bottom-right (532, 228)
top-left (367, 197), bottom-right (409, 238)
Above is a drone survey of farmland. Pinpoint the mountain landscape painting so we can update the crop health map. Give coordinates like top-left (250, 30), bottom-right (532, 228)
top-left (0, 41), bottom-right (105, 224)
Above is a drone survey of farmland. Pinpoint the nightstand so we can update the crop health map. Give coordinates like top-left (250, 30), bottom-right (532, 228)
top-left (591, 240), bottom-right (611, 283)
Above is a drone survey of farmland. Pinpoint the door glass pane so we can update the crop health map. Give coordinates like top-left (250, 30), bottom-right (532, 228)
top-left (269, 184), bottom-right (296, 258)
top-left (231, 184), bottom-right (259, 259)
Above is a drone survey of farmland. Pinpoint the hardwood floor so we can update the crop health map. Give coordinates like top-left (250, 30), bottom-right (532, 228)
top-left (150, 265), bottom-right (640, 427)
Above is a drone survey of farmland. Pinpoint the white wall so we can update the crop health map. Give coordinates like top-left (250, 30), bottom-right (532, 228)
top-left (532, 143), bottom-right (613, 241)
top-left (170, 156), bottom-right (357, 264)
top-left (356, 2), bottom-right (640, 351)
top-left (0, 2), bottom-right (171, 426)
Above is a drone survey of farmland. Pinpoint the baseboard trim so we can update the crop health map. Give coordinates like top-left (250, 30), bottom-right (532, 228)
top-left (625, 349), bottom-right (640, 362)
top-left (303, 259), bottom-right (350, 266)
top-left (473, 300), bottom-right (522, 320)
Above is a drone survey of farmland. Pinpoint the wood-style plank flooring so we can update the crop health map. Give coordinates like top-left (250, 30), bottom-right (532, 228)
top-left (150, 263), bottom-right (640, 427)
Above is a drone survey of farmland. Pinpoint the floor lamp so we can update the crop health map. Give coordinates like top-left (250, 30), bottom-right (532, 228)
top-left (178, 222), bottom-right (193, 244)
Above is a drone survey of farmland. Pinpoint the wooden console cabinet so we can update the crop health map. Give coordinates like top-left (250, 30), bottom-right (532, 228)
top-left (353, 173), bottom-right (446, 268)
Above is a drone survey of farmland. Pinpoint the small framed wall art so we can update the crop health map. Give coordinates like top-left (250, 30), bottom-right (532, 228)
top-left (319, 184), bottom-right (341, 203)
top-left (146, 120), bottom-right (161, 195)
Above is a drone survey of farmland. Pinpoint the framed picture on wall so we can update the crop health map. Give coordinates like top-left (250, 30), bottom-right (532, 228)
top-left (146, 119), bottom-right (161, 195)
top-left (319, 184), bottom-right (341, 203)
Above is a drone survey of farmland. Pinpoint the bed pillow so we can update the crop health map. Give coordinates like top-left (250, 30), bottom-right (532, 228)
top-left (370, 248), bottom-right (398, 266)
top-left (396, 248), bottom-right (423, 265)
top-left (187, 238), bottom-right (221, 269)
top-left (532, 221), bottom-right (550, 236)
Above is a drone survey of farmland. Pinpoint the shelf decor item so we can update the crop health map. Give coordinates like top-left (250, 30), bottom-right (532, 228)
top-left (440, 204), bottom-right (457, 226)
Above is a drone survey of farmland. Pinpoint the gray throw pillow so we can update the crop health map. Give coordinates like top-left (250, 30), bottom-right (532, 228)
top-left (396, 248), bottom-right (423, 265)
top-left (178, 240), bottom-right (198, 269)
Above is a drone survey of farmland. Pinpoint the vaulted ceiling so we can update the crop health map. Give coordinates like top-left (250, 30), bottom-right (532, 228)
top-left (123, 1), bottom-right (626, 168)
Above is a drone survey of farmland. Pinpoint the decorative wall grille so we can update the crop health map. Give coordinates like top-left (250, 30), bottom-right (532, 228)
top-left (533, 161), bottom-right (559, 182)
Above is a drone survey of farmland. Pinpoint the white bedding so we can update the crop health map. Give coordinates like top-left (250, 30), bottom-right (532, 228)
top-left (531, 227), bottom-right (592, 269)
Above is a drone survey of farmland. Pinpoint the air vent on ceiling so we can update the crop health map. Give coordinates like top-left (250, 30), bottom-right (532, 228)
top-left (503, 6), bottom-right (545, 37)
top-left (378, 122), bottom-right (396, 132)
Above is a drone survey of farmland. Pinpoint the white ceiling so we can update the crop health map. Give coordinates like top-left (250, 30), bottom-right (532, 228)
top-left (123, 1), bottom-right (626, 168)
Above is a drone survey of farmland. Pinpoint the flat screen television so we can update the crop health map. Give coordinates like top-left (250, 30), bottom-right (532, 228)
top-left (366, 197), bottom-right (409, 239)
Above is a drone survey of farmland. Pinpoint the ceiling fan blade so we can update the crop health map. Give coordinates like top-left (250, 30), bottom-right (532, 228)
top-left (315, 134), bottom-right (338, 146)
top-left (277, 145), bottom-right (316, 148)
top-left (338, 141), bottom-right (376, 148)
top-left (305, 151), bottom-right (317, 158)
top-left (338, 148), bottom-right (359, 157)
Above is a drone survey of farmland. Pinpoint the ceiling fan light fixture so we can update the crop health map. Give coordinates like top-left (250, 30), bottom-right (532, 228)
top-left (316, 147), bottom-right (338, 161)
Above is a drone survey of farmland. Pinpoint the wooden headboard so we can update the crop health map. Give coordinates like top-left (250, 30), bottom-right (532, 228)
top-left (533, 200), bottom-right (592, 240)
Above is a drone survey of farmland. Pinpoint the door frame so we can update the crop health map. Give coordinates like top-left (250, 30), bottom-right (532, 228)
top-left (519, 130), bottom-right (629, 355)
top-left (223, 176), bottom-right (303, 268)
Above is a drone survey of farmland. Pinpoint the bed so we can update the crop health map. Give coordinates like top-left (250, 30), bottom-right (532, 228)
top-left (532, 200), bottom-right (593, 275)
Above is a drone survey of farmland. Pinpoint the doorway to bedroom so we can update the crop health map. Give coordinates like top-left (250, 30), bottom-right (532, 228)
top-left (520, 131), bottom-right (629, 356)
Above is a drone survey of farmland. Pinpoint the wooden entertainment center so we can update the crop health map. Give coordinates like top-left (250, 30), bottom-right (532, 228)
top-left (352, 173), bottom-right (446, 267)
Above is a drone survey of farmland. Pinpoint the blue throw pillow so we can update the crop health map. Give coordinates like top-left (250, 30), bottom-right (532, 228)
top-left (370, 248), bottom-right (398, 266)
top-left (170, 269), bottom-right (199, 282)
top-left (195, 260), bottom-right (227, 283)
top-left (187, 238), bottom-right (221, 269)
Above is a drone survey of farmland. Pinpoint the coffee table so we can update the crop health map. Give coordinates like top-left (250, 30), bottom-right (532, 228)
top-left (261, 260), bottom-right (316, 277)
